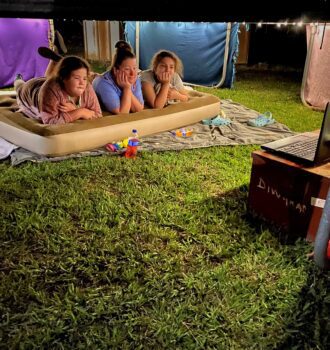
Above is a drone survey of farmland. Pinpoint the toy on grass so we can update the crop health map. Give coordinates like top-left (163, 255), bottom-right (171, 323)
top-left (105, 130), bottom-right (139, 159)
top-left (105, 139), bottom-right (128, 152)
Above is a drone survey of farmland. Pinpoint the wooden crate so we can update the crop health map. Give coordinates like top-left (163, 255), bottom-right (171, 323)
top-left (248, 150), bottom-right (330, 242)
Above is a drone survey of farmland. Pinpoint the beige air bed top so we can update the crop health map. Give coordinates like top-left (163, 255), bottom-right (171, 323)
top-left (0, 90), bottom-right (220, 157)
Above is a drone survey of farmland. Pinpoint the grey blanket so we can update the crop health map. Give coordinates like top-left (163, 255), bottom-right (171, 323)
top-left (10, 99), bottom-right (294, 165)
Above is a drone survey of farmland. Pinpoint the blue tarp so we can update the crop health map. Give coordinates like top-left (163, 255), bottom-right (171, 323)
top-left (125, 22), bottom-right (239, 88)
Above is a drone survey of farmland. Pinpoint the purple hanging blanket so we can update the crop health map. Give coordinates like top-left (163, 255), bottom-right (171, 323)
top-left (0, 18), bottom-right (50, 88)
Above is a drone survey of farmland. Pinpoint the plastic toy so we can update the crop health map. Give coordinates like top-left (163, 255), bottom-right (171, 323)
top-left (105, 138), bottom-right (129, 153)
top-left (170, 128), bottom-right (193, 137)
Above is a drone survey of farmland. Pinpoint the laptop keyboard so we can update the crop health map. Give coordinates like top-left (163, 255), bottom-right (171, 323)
top-left (278, 138), bottom-right (318, 158)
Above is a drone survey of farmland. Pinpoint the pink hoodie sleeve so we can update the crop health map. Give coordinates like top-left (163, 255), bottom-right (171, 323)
top-left (83, 84), bottom-right (102, 118)
top-left (39, 80), bottom-right (102, 124)
top-left (39, 79), bottom-right (73, 124)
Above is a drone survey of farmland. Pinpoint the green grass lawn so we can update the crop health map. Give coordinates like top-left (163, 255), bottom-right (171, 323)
top-left (0, 70), bottom-right (329, 349)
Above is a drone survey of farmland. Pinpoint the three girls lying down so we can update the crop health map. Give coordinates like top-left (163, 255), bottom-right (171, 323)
top-left (15, 41), bottom-right (189, 125)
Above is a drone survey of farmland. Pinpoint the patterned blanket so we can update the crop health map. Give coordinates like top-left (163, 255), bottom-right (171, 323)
top-left (9, 98), bottom-right (294, 165)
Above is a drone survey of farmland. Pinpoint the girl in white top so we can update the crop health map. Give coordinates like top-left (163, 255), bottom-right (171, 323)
top-left (140, 50), bottom-right (189, 109)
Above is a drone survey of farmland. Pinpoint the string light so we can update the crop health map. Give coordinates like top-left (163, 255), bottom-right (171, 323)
top-left (241, 20), bottom-right (318, 29)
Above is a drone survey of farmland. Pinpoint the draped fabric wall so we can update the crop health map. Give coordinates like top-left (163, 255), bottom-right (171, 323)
top-left (0, 18), bottom-right (50, 88)
top-left (304, 24), bottom-right (330, 111)
top-left (125, 22), bottom-right (239, 88)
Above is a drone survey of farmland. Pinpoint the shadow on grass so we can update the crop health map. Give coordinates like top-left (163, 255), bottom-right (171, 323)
top-left (277, 265), bottom-right (330, 350)
top-left (208, 183), bottom-right (303, 244)
top-left (211, 184), bottom-right (329, 349)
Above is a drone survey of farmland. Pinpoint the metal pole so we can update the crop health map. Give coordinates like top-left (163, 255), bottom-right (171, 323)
top-left (135, 21), bottom-right (140, 69)
top-left (184, 22), bottom-right (232, 89)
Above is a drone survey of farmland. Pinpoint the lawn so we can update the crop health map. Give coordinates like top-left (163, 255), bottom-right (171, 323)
top-left (0, 69), bottom-right (329, 349)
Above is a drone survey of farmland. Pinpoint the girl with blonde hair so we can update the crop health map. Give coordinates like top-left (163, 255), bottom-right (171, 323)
top-left (140, 50), bottom-right (189, 109)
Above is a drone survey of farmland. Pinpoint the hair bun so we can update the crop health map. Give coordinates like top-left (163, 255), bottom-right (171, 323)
top-left (115, 40), bottom-right (132, 52)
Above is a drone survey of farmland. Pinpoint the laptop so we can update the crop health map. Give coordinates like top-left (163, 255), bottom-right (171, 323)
top-left (261, 102), bottom-right (330, 166)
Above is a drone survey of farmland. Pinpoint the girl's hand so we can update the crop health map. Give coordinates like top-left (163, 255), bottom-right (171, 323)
top-left (116, 71), bottom-right (131, 89)
top-left (67, 108), bottom-right (96, 121)
top-left (79, 108), bottom-right (96, 120)
top-left (157, 72), bottom-right (171, 84)
top-left (58, 102), bottom-right (76, 112)
top-left (167, 88), bottom-right (179, 100)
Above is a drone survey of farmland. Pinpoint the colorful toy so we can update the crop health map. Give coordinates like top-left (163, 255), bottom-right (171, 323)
top-left (105, 138), bottom-right (129, 153)
top-left (105, 130), bottom-right (139, 157)
top-left (105, 143), bottom-right (117, 152)
top-left (170, 128), bottom-right (193, 138)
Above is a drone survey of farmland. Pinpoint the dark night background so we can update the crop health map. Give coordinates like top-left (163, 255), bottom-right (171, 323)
top-left (55, 19), bottom-right (308, 71)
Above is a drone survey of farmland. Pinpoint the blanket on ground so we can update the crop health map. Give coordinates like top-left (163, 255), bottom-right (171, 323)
top-left (6, 98), bottom-right (294, 165)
